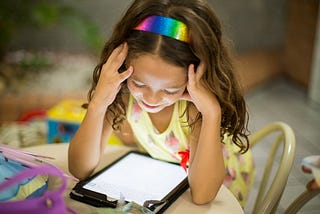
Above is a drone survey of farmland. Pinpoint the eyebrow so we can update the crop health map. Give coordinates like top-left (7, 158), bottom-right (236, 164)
top-left (131, 76), bottom-right (187, 89)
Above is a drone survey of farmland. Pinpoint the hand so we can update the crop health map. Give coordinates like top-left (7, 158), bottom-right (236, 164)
top-left (180, 62), bottom-right (221, 117)
top-left (91, 43), bottom-right (133, 111)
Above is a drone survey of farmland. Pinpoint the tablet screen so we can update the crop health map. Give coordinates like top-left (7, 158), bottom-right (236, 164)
top-left (82, 152), bottom-right (187, 205)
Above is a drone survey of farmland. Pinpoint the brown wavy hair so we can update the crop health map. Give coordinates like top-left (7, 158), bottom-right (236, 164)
top-left (86, 0), bottom-right (250, 153)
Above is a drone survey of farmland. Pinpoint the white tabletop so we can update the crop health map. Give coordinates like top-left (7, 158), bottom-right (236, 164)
top-left (24, 143), bottom-right (244, 214)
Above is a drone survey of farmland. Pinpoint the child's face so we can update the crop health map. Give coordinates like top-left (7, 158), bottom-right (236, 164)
top-left (127, 54), bottom-right (187, 113)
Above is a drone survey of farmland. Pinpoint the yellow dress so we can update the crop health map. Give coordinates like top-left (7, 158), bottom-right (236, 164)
top-left (126, 95), bottom-right (189, 163)
top-left (222, 135), bottom-right (255, 207)
top-left (125, 95), bottom-right (255, 206)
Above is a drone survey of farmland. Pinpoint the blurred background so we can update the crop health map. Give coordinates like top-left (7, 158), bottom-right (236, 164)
top-left (0, 0), bottom-right (319, 213)
top-left (0, 0), bottom-right (319, 120)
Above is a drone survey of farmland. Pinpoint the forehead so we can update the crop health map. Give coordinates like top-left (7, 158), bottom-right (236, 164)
top-left (129, 54), bottom-right (187, 87)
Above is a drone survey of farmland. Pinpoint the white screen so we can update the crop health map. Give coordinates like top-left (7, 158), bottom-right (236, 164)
top-left (83, 153), bottom-right (187, 205)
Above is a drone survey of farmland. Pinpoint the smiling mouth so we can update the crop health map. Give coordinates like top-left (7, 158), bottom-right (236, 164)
top-left (141, 101), bottom-right (160, 109)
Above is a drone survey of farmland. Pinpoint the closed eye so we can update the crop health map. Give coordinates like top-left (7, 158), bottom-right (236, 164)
top-left (130, 78), bottom-right (184, 95)
top-left (132, 80), bottom-right (146, 88)
top-left (163, 89), bottom-right (180, 95)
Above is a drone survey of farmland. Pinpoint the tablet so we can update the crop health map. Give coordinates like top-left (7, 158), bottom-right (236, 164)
top-left (70, 151), bottom-right (189, 213)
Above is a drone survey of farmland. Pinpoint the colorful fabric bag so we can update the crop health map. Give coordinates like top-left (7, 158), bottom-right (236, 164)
top-left (0, 165), bottom-right (77, 214)
top-left (0, 144), bottom-right (77, 213)
top-left (0, 144), bottom-right (52, 201)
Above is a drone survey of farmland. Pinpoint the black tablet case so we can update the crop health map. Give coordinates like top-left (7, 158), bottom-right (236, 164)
top-left (69, 151), bottom-right (189, 213)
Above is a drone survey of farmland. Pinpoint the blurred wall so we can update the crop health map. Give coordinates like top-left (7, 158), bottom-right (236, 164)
top-left (7, 0), bottom-right (287, 54)
top-left (309, 3), bottom-right (320, 106)
top-left (209, 0), bottom-right (287, 52)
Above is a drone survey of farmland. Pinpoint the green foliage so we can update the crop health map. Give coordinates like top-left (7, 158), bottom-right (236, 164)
top-left (31, 3), bottom-right (61, 26)
top-left (18, 53), bottom-right (52, 71)
top-left (0, 0), bottom-right (103, 57)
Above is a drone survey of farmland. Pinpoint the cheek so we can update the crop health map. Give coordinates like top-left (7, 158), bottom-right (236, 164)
top-left (163, 93), bottom-right (183, 104)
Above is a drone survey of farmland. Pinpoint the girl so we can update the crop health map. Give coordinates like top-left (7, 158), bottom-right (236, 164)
top-left (68, 0), bottom-right (254, 206)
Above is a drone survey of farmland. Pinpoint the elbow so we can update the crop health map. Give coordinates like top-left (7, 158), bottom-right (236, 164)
top-left (68, 145), bottom-right (96, 180)
top-left (68, 164), bottom-right (93, 181)
top-left (68, 157), bottom-right (93, 180)
top-left (68, 161), bottom-right (82, 180)
top-left (190, 174), bottom-right (224, 205)
top-left (191, 188), bottom-right (219, 205)
top-left (68, 165), bottom-right (87, 181)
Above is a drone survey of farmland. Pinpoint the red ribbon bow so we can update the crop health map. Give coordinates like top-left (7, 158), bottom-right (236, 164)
top-left (178, 149), bottom-right (190, 172)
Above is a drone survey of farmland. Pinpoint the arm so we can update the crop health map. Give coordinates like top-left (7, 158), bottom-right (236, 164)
top-left (181, 63), bottom-right (225, 205)
top-left (68, 104), bottom-right (112, 180)
top-left (68, 43), bottom-right (133, 180)
top-left (188, 104), bottom-right (225, 205)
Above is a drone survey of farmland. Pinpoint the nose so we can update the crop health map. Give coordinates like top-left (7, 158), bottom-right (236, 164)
top-left (143, 90), bottom-right (161, 105)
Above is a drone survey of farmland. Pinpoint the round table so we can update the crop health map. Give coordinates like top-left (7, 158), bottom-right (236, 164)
top-left (24, 143), bottom-right (244, 214)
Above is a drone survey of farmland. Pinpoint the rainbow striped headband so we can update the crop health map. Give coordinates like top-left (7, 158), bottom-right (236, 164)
top-left (134, 15), bottom-right (189, 43)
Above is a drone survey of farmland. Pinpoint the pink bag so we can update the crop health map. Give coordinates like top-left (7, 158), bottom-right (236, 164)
top-left (0, 165), bottom-right (77, 214)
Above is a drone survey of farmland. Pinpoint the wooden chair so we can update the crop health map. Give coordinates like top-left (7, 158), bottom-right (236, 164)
top-left (249, 121), bottom-right (296, 214)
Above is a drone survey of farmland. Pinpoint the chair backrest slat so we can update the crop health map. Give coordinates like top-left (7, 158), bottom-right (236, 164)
top-left (250, 122), bottom-right (296, 214)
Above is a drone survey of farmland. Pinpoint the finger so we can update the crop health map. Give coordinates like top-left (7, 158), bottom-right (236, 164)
top-left (119, 66), bottom-right (133, 83)
top-left (115, 43), bottom-right (128, 70)
top-left (195, 61), bottom-right (205, 81)
top-left (107, 43), bottom-right (125, 63)
top-left (103, 43), bottom-right (127, 71)
top-left (100, 47), bottom-right (121, 73)
top-left (188, 64), bottom-right (196, 86)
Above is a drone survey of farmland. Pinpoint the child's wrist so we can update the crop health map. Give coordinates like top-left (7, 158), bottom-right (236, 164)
top-left (88, 99), bottom-right (108, 115)
top-left (200, 105), bottom-right (221, 120)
